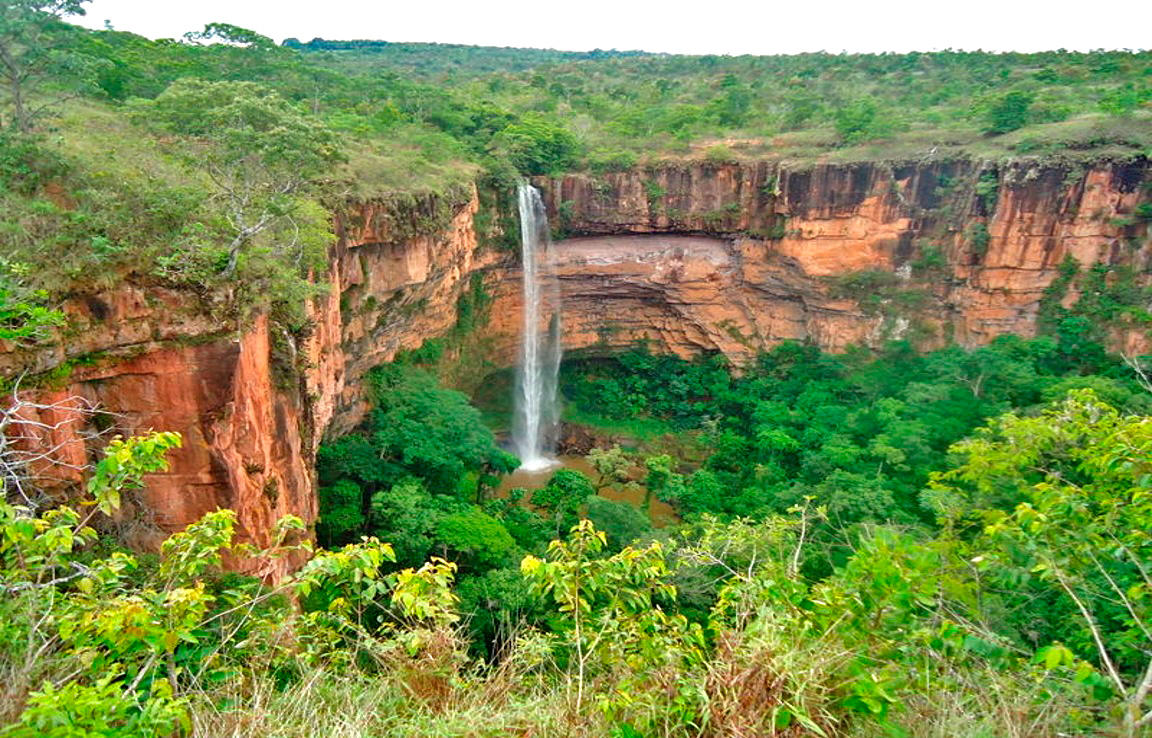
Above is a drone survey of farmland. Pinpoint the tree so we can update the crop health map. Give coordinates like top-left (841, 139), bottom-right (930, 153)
top-left (490, 115), bottom-right (580, 176)
top-left (1099, 83), bottom-right (1151, 116)
top-left (0, 0), bottom-right (89, 132)
top-left (983, 90), bottom-right (1034, 135)
top-left (708, 74), bottom-right (752, 127)
top-left (434, 508), bottom-right (517, 571)
top-left (930, 390), bottom-right (1152, 735)
top-left (532, 468), bottom-right (594, 537)
top-left (182, 22), bottom-right (277, 50)
top-left (644, 454), bottom-right (685, 508)
top-left (521, 520), bottom-right (684, 710)
top-left (138, 79), bottom-right (345, 276)
top-left (367, 367), bottom-right (508, 495)
top-left (834, 99), bottom-right (893, 145)
top-left (475, 447), bottom-right (519, 504)
top-left (366, 480), bottom-right (442, 567)
top-left (585, 496), bottom-right (650, 552)
top-left (0, 429), bottom-right (194, 734)
top-left (315, 479), bottom-right (363, 546)
top-left (586, 445), bottom-right (632, 492)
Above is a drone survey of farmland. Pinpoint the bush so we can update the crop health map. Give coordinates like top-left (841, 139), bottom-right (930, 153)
top-left (966, 222), bottom-right (991, 259)
top-left (704, 144), bottom-right (738, 164)
top-left (834, 99), bottom-right (895, 145)
top-left (492, 116), bottom-right (581, 175)
top-left (983, 90), bottom-right (1034, 135)
top-left (0, 132), bottom-right (69, 195)
top-left (586, 148), bottom-right (638, 173)
top-left (3, 677), bottom-right (189, 738)
top-left (585, 496), bottom-right (651, 551)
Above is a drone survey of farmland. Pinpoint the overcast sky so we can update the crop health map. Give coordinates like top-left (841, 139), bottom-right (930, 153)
top-left (72, 0), bottom-right (1151, 55)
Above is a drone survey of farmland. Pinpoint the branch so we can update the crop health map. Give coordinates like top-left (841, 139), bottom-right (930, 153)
top-left (2, 560), bottom-right (91, 593)
top-left (1122, 353), bottom-right (1152, 395)
top-left (1051, 565), bottom-right (1127, 694)
top-left (1132, 657), bottom-right (1152, 728)
top-left (0, 383), bottom-right (112, 507)
top-left (1086, 549), bottom-right (1152, 645)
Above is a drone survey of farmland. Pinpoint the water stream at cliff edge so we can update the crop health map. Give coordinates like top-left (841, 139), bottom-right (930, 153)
top-left (512, 182), bottom-right (562, 471)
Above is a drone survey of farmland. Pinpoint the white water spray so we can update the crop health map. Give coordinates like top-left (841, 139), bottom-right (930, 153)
top-left (512, 182), bottom-right (562, 471)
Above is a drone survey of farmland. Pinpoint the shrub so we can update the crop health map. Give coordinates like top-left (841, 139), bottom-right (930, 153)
top-left (983, 90), bottom-right (1034, 135)
top-left (492, 116), bottom-right (581, 175)
top-left (834, 99), bottom-right (895, 145)
top-left (966, 222), bottom-right (991, 259)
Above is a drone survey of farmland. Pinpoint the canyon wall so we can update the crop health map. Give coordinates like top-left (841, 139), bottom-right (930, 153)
top-left (502, 158), bottom-right (1151, 361)
top-left (1, 189), bottom-right (494, 576)
top-left (2, 156), bottom-right (1149, 570)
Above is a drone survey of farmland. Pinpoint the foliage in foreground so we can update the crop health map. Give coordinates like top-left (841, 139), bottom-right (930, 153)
top-left (4, 386), bottom-right (1152, 736)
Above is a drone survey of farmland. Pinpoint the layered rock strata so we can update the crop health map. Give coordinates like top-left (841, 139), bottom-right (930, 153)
top-left (2, 191), bottom-right (491, 576)
top-left (519, 159), bottom-right (1150, 358)
top-left (2, 157), bottom-right (1149, 568)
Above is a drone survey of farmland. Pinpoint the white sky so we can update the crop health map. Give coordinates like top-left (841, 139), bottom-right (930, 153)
top-left (72, 0), bottom-right (1151, 55)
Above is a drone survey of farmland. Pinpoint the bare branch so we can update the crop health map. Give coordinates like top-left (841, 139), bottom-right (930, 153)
top-left (1051, 564), bottom-right (1127, 694)
top-left (1122, 353), bottom-right (1152, 395)
top-left (0, 381), bottom-right (113, 508)
top-left (1, 560), bottom-right (91, 593)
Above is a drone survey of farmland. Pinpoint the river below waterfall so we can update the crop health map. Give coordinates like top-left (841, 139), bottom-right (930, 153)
top-left (496, 454), bottom-right (679, 528)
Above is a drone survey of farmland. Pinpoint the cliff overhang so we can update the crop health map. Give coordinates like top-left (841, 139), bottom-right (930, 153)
top-left (2, 155), bottom-right (1149, 572)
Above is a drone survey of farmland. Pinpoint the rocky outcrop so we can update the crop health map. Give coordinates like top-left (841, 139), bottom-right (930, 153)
top-left (521, 158), bottom-right (1151, 358)
top-left (486, 234), bottom-right (874, 364)
top-left (313, 191), bottom-right (498, 437)
top-left (2, 156), bottom-right (1148, 571)
top-left (1, 189), bottom-right (495, 576)
top-left (3, 312), bottom-right (314, 577)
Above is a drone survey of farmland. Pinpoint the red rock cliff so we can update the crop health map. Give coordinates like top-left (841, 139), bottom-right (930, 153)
top-left (504, 159), bottom-right (1150, 360)
top-left (2, 157), bottom-right (1148, 569)
top-left (1, 189), bottom-right (494, 576)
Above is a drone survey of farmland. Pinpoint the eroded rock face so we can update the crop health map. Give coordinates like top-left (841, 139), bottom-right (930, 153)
top-left (315, 192), bottom-right (497, 437)
top-left (1, 190), bottom-right (495, 576)
top-left (485, 234), bottom-right (891, 362)
top-left (4, 316), bottom-right (314, 577)
top-left (524, 159), bottom-right (1150, 358)
top-left (2, 158), bottom-right (1148, 571)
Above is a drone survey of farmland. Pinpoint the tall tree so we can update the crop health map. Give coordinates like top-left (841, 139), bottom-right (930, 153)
top-left (139, 79), bottom-right (345, 276)
top-left (0, 0), bottom-right (89, 132)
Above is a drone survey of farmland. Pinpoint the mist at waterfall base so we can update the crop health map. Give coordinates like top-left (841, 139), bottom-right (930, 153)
top-left (511, 183), bottom-right (563, 472)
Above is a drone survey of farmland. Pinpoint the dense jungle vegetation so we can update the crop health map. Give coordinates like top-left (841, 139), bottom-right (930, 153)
top-left (3, 0), bottom-right (1152, 735)
top-left (2, 0), bottom-right (1151, 332)
top-left (9, 337), bottom-right (1152, 736)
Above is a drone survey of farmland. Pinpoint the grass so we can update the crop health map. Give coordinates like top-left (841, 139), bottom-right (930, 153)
top-left (337, 127), bottom-right (479, 200)
top-left (1, 109), bottom-right (214, 296)
top-left (561, 402), bottom-right (677, 445)
top-left (51, 100), bottom-right (479, 205)
top-left (644, 112), bottom-right (1152, 169)
top-left (180, 648), bottom-right (1108, 738)
top-left (50, 101), bottom-right (204, 190)
top-left (187, 650), bottom-right (574, 738)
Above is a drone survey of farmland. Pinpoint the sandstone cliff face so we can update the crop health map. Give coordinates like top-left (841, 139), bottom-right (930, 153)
top-left (522, 159), bottom-right (1150, 359)
top-left (1, 191), bottom-right (493, 575)
top-left (313, 191), bottom-right (497, 438)
top-left (486, 233), bottom-right (872, 365)
top-left (2, 309), bottom-right (313, 576)
top-left (2, 157), bottom-right (1148, 569)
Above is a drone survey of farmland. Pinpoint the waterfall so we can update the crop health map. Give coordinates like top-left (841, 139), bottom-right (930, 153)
top-left (512, 182), bottom-right (562, 471)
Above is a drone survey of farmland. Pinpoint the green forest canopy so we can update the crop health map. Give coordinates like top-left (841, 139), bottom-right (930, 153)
top-left (1, 9), bottom-right (1148, 339)
top-left (3, 6), bottom-right (1152, 735)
